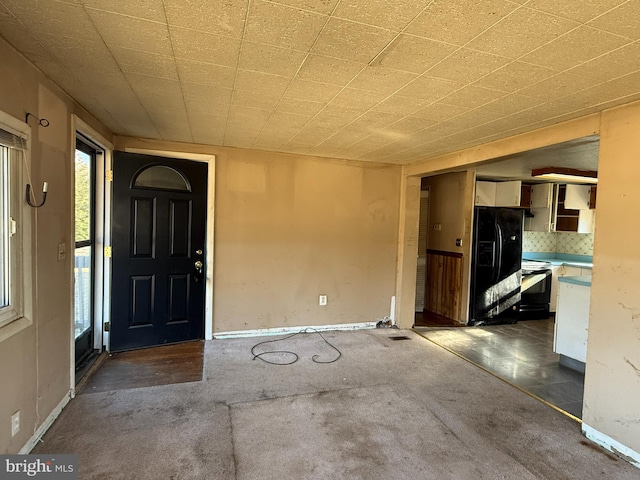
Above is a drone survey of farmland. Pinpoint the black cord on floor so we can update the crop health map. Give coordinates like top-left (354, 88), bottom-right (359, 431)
top-left (251, 328), bottom-right (342, 365)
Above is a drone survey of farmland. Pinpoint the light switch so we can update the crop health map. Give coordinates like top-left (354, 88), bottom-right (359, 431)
top-left (57, 243), bottom-right (66, 261)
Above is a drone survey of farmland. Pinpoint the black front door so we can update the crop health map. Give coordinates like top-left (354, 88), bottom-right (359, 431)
top-left (110, 152), bottom-right (207, 352)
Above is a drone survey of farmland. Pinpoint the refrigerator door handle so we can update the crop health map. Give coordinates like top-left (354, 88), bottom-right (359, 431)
top-left (494, 223), bottom-right (503, 283)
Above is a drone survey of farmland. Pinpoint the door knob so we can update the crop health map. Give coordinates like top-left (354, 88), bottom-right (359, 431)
top-left (194, 260), bottom-right (203, 274)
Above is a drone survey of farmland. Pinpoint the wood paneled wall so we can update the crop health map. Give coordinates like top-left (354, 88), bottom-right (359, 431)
top-left (424, 249), bottom-right (464, 323)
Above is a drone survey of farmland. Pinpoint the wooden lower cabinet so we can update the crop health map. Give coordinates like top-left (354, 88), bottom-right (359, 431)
top-left (424, 249), bottom-right (464, 323)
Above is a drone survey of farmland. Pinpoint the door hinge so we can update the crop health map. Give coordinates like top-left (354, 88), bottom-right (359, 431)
top-left (9, 217), bottom-right (17, 237)
top-left (104, 246), bottom-right (112, 257)
top-left (104, 321), bottom-right (110, 332)
top-left (105, 170), bottom-right (113, 182)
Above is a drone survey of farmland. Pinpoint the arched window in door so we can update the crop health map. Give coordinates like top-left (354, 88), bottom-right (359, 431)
top-left (132, 164), bottom-right (191, 191)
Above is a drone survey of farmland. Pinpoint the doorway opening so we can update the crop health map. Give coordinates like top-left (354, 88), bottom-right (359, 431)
top-left (74, 136), bottom-right (98, 370)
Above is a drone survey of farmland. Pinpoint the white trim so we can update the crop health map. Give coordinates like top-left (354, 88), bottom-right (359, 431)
top-left (214, 322), bottom-right (377, 339)
top-left (19, 391), bottom-right (71, 454)
top-left (123, 147), bottom-right (216, 340)
top-left (582, 423), bottom-right (640, 468)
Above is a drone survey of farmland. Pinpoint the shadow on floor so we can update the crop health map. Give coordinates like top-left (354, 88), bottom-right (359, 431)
top-left (414, 317), bottom-right (585, 419)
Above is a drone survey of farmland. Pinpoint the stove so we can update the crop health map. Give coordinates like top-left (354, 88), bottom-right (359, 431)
top-left (520, 260), bottom-right (552, 319)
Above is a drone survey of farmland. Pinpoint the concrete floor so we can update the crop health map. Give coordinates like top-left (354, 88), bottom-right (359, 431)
top-left (34, 329), bottom-right (639, 479)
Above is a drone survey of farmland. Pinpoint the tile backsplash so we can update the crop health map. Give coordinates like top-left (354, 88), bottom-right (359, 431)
top-left (523, 231), bottom-right (594, 256)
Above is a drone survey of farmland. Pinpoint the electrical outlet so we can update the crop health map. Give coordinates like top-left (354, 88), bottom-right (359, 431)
top-left (433, 224), bottom-right (442, 231)
top-left (319, 294), bottom-right (328, 306)
top-left (57, 242), bottom-right (66, 261)
top-left (11, 410), bottom-right (20, 437)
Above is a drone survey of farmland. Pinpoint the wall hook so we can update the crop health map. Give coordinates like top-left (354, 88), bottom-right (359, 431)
top-left (26, 182), bottom-right (48, 208)
top-left (25, 112), bottom-right (50, 127)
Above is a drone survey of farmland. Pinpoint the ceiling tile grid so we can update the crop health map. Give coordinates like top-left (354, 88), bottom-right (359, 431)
top-left (0, 0), bottom-right (638, 163)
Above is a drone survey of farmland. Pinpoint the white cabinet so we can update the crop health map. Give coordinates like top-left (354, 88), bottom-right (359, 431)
top-left (495, 180), bottom-right (522, 207)
top-left (525, 183), bottom-right (554, 232)
top-left (531, 183), bottom-right (553, 208)
top-left (578, 208), bottom-right (595, 234)
top-left (554, 279), bottom-right (590, 363)
top-left (475, 181), bottom-right (497, 206)
top-left (475, 180), bottom-right (522, 207)
top-left (550, 265), bottom-right (592, 312)
top-left (565, 185), bottom-right (591, 210)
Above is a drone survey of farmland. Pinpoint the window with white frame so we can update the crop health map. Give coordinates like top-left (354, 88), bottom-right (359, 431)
top-left (0, 112), bottom-right (30, 334)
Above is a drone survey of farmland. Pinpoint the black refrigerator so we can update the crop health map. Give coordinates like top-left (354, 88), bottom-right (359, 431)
top-left (469, 207), bottom-right (524, 325)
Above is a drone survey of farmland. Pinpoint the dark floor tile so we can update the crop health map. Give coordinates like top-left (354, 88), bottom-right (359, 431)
top-left (414, 318), bottom-right (585, 419)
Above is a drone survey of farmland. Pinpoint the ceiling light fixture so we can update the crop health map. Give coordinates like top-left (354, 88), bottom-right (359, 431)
top-left (531, 167), bottom-right (598, 184)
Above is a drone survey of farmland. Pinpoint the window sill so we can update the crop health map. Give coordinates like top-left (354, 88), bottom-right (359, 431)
top-left (0, 316), bottom-right (32, 343)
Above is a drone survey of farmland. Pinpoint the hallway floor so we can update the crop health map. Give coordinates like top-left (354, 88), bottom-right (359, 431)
top-left (414, 318), bottom-right (585, 419)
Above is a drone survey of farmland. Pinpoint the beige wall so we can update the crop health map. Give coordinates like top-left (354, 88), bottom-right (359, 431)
top-left (115, 138), bottom-right (402, 332)
top-left (0, 37), bottom-right (111, 453)
top-left (420, 171), bottom-right (474, 322)
top-left (583, 102), bottom-right (640, 455)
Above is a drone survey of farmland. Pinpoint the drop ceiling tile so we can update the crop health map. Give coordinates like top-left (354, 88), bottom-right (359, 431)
top-left (439, 85), bottom-right (505, 109)
top-left (164, 0), bottom-right (247, 38)
top-left (426, 48), bottom-right (510, 84)
top-left (262, 111), bottom-right (310, 131)
top-left (289, 125), bottom-right (335, 145)
top-left (589, 1), bottom-right (640, 40)
top-left (480, 93), bottom-right (544, 115)
top-left (234, 70), bottom-right (291, 97)
top-left (311, 17), bottom-right (395, 63)
top-left (170, 26), bottom-right (241, 67)
top-left (473, 61), bottom-right (557, 92)
top-left (411, 103), bottom-right (469, 122)
top-left (191, 122), bottom-right (226, 146)
top-left (297, 54), bottom-right (364, 86)
top-left (231, 90), bottom-right (281, 110)
top-left (517, 73), bottom-right (602, 103)
top-left (244, 0), bottom-right (327, 51)
top-left (371, 34), bottom-right (458, 74)
top-left (283, 79), bottom-right (343, 102)
top-left (330, 88), bottom-right (387, 110)
top-left (314, 126), bottom-right (369, 151)
top-left (526, 0), bottom-right (626, 23)
top-left (111, 47), bottom-right (178, 80)
top-left (333, 0), bottom-right (431, 31)
top-left (269, 0), bottom-right (339, 15)
top-left (175, 59), bottom-right (236, 88)
top-left (39, 33), bottom-right (120, 75)
top-left (521, 26), bottom-right (630, 71)
top-left (348, 110), bottom-right (405, 132)
top-left (373, 95), bottom-right (432, 116)
top-left (405, 0), bottom-right (520, 46)
top-left (127, 72), bottom-right (182, 98)
top-left (238, 41), bottom-right (307, 77)
top-left (390, 116), bottom-right (438, 135)
top-left (89, 10), bottom-right (173, 56)
top-left (3, 0), bottom-right (101, 42)
top-left (0, 18), bottom-right (53, 58)
top-left (348, 66), bottom-right (418, 95)
top-left (559, 75), bottom-right (640, 109)
top-left (227, 105), bottom-right (272, 124)
top-left (465, 7), bottom-right (578, 59)
top-left (568, 42), bottom-right (640, 81)
top-left (312, 104), bottom-right (364, 129)
top-left (397, 76), bottom-right (465, 102)
top-left (188, 112), bottom-right (228, 131)
top-left (183, 83), bottom-right (233, 114)
top-left (82, 0), bottom-right (166, 23)
top-left (276, 97), bottom-right (325, 116)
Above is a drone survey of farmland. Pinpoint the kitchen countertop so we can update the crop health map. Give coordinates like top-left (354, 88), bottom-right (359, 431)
top-left (558, 275), bottom-right (592, 287)
top-left (522, 253), bottom-right (593, 269)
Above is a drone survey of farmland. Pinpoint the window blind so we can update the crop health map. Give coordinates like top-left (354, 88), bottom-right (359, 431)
top-left (0, 128), bottom-right (27, 150)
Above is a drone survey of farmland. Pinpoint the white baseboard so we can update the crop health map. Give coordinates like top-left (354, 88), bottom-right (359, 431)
top-left (582, 423), bottom-right (640, 468)
top-left (213, 321), bottom-right (377, 339)
top-left (19, 391), bottom-right (72, 454)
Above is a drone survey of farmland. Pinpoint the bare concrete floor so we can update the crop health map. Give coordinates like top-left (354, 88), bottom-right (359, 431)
top-left (34, 329), bottom-right (639, 479)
